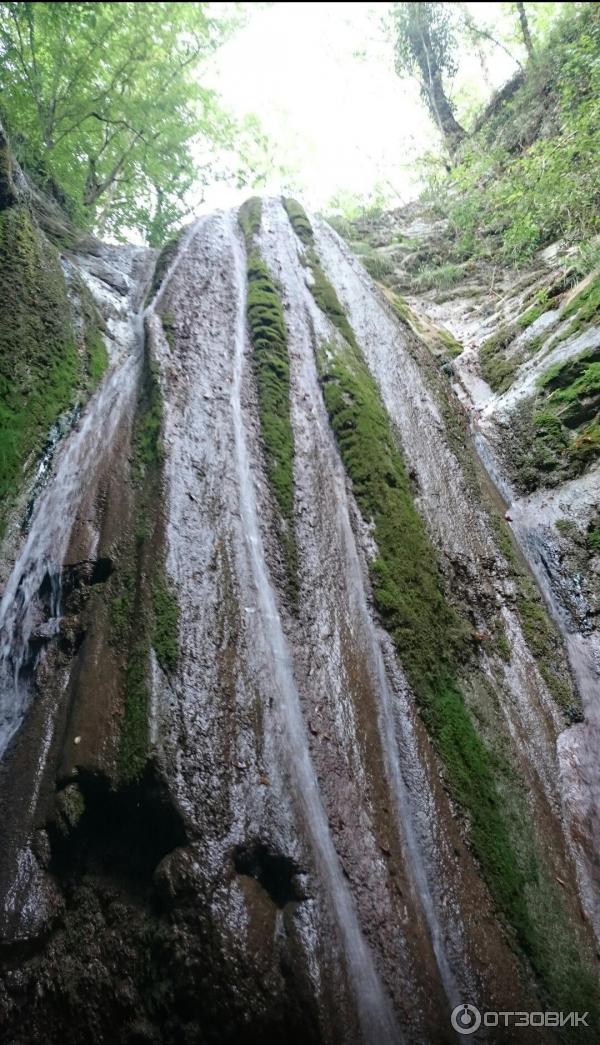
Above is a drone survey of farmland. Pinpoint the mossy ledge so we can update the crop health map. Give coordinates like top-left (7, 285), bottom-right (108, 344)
top-left (110, 346), bottom-right (179, 782)
top-left (144, 226), bottom-right (185, 306)
top-left (284, 199), bottom-right (598, 1021)
top-left (0, 203), bottom-right (111, 540)
top-left (238, 197), bottom-right (298, 601)
top-left (506, 347), bottom-right (600, 495)
top-left (0, 206), bottom-right (80, 539)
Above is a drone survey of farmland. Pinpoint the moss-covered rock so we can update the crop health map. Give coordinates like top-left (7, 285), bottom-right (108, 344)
top-left (480, 326), bottom-right (521, 392)
top-left (145, 227), bottom-right (183, 305)
top-left (55, 783), bottom-right (86, 835)
top-left (0, 205), bottom-right (81, 537)
top-left (508, 348), bottom-right (600, 492)
top-left (239, 197), bottom-right (298, 601)
top-left (284, 198), bottom-right (598, 1019)
top-left (314, 330), bottom-right (597, 1011)
top-left (238, 196), bottom-right (262, 243)
top-left (0, 125), bottom-right (18, 210)
top-left (152, 573), bottom-right (179, 673)
top-left (112, 342), bottom-right (178, 783)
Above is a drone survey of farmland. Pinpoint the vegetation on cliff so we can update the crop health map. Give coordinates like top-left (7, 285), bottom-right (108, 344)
top-left (421, 4), bottom-right (600, 266)
top-left (0, 206), bottom-right (78, 539)
top-left (0, 201), bottom-right (108, 539)
top-left (285, 197), bottom-right (599, 1021)
top-left (111, 351), bottom-right (179, 782)
top-left (0, 2), bottom-right (267, 243)
top-left (239, 196), bottom-right (298, 600)
top-left (507, 346), bottom-right (600, 493)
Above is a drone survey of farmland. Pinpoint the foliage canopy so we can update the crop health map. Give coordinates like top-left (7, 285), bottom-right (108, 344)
top-left (0, 2), bottom-right (246, 242)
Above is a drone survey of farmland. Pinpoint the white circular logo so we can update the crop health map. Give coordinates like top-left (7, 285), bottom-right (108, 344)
top-left (451, 1004), bottom-right (482, 1035)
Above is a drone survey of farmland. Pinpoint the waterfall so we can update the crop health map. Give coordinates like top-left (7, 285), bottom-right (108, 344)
top-left (0, 247), bottom-right (149, 758)
top-left (2, 196), bottom-right (596, 1042)
top-left (260, 198), bottom-right (468, 1009)
top-left (227, 210), bottom-right (399, 1044)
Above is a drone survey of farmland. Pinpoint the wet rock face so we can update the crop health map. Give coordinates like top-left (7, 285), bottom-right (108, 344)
top-left (2, 196), bottom-right (600, 1045)
top-left (337, 197), bottom-right (600, 951)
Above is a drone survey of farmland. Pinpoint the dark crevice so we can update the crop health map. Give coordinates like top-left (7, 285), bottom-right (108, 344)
top-left (233, 841), bottom-right (306, 908)
top-left (50, 764), bottom-right (187, 883)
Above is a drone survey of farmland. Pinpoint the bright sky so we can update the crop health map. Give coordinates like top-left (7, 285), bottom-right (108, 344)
top-left (202, 1), bottom-right (523, 212)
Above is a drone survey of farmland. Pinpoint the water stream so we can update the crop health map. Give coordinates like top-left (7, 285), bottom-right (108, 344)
top-left (227, 211), bottom-right (399, 1045)
top-left (0, 248), bottom-right (150, 758)
top-left (263, 198), bottom-right (466, 1010)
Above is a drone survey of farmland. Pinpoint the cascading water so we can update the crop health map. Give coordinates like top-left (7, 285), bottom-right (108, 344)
top-left (0, 246), bottom-right (150, 758)
top-left (478, 434), bottom-right (600, 940)
top-left (2, 195), bottom-right (598, 1044)
top-left (227, 211), bottom-right (399, 1045)
top-left (260, 198), bottom-right (467, 1010)
top-left (454, 357), bottom-right (600, 939)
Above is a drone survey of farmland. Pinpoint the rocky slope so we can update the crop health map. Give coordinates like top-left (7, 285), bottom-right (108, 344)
top-left (0, 154), bottom-right (599, 1042)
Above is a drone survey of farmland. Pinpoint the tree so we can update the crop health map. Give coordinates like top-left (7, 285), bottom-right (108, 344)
top-left (391, 2), bottom-right (466, 155)
top-left (516, 2), bottom-right (535, 59)
top-left (456, 3), bottom-right (523, 74)
top-left (0, 2), bottom-right (245, 241)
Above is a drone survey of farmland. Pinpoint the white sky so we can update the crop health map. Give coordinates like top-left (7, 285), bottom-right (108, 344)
top-left (202, 1), bottom-right (523, 211)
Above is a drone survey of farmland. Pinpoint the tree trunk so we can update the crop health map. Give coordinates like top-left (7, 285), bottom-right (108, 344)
top-left (424, 70), bottom-right (466, 154)
top-left (516, 2), bottom-right (535, 60)
top-left (410, 8), bottom-right (466, 157)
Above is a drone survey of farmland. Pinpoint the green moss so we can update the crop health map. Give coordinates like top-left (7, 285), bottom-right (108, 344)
top-left (553, 277), bottom-right (600, 345)
top-left (514, 349), bottom-right (600, 477)
top-left (586, 524), bottom-right (600, 552)
top-left (480, 323), bottom-right (545, 396)
top-left (518, 301), bottom-right (547, 329)
top-left (115, 345), bottom-right (169, 781)
top-left (161, 311), bottom-right (176, 350)
top-left (493, 624), bottom-right (511, 662)
top-left (55, 783), bottom-right (86, 835)
top-left (319, 344), bottom-right (467, 679)
top-left (0, 131), bottom-right (17, 209)
top-left (110, 573), bottom-right (135, 648)
top-left (0, 206), bottom-right (80, 536)
top-left (282, 197), bottom-right (313, 246)
top-left (77, 277), bottom-right (108, 386)
top-left (245, 255), bottom-right (295, 515)
top-left (568, 418), bottom-right (600, 464)
top-left (109, 565), bottom-right (150, 782)
top-left (146, 227), bottom-right (184, 305)
top-left (87, 328), bottom-right (108, 385)
top-left (480, 327), bottom-right (520, 392)
top-left (437, 327), bottom-right (463, 357)
top-left (515, 588), bottom-right (573, 711)
top-left (119, 640), bottom-right (150, 783)
top-left (239, 198), bottom-right (298, 600)
top-left (283, 199), bottom-right (360, 353)
top-left (132, 359), bottom-right (163, 483)
top-left (314, 335), bottom-right (596, 1007)
top-left (152, 574), bottom-right (179, 673)
top-left (561, 275), bottom-right (600, 324)
top-left (238, 196), bottom-right (263, 243)
top-left (283, 198), bottom-right (596, 1009)
top-left (391, 293), bottom-right (462, 359)
top-left (540, 351), bottom-right (600, 424)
